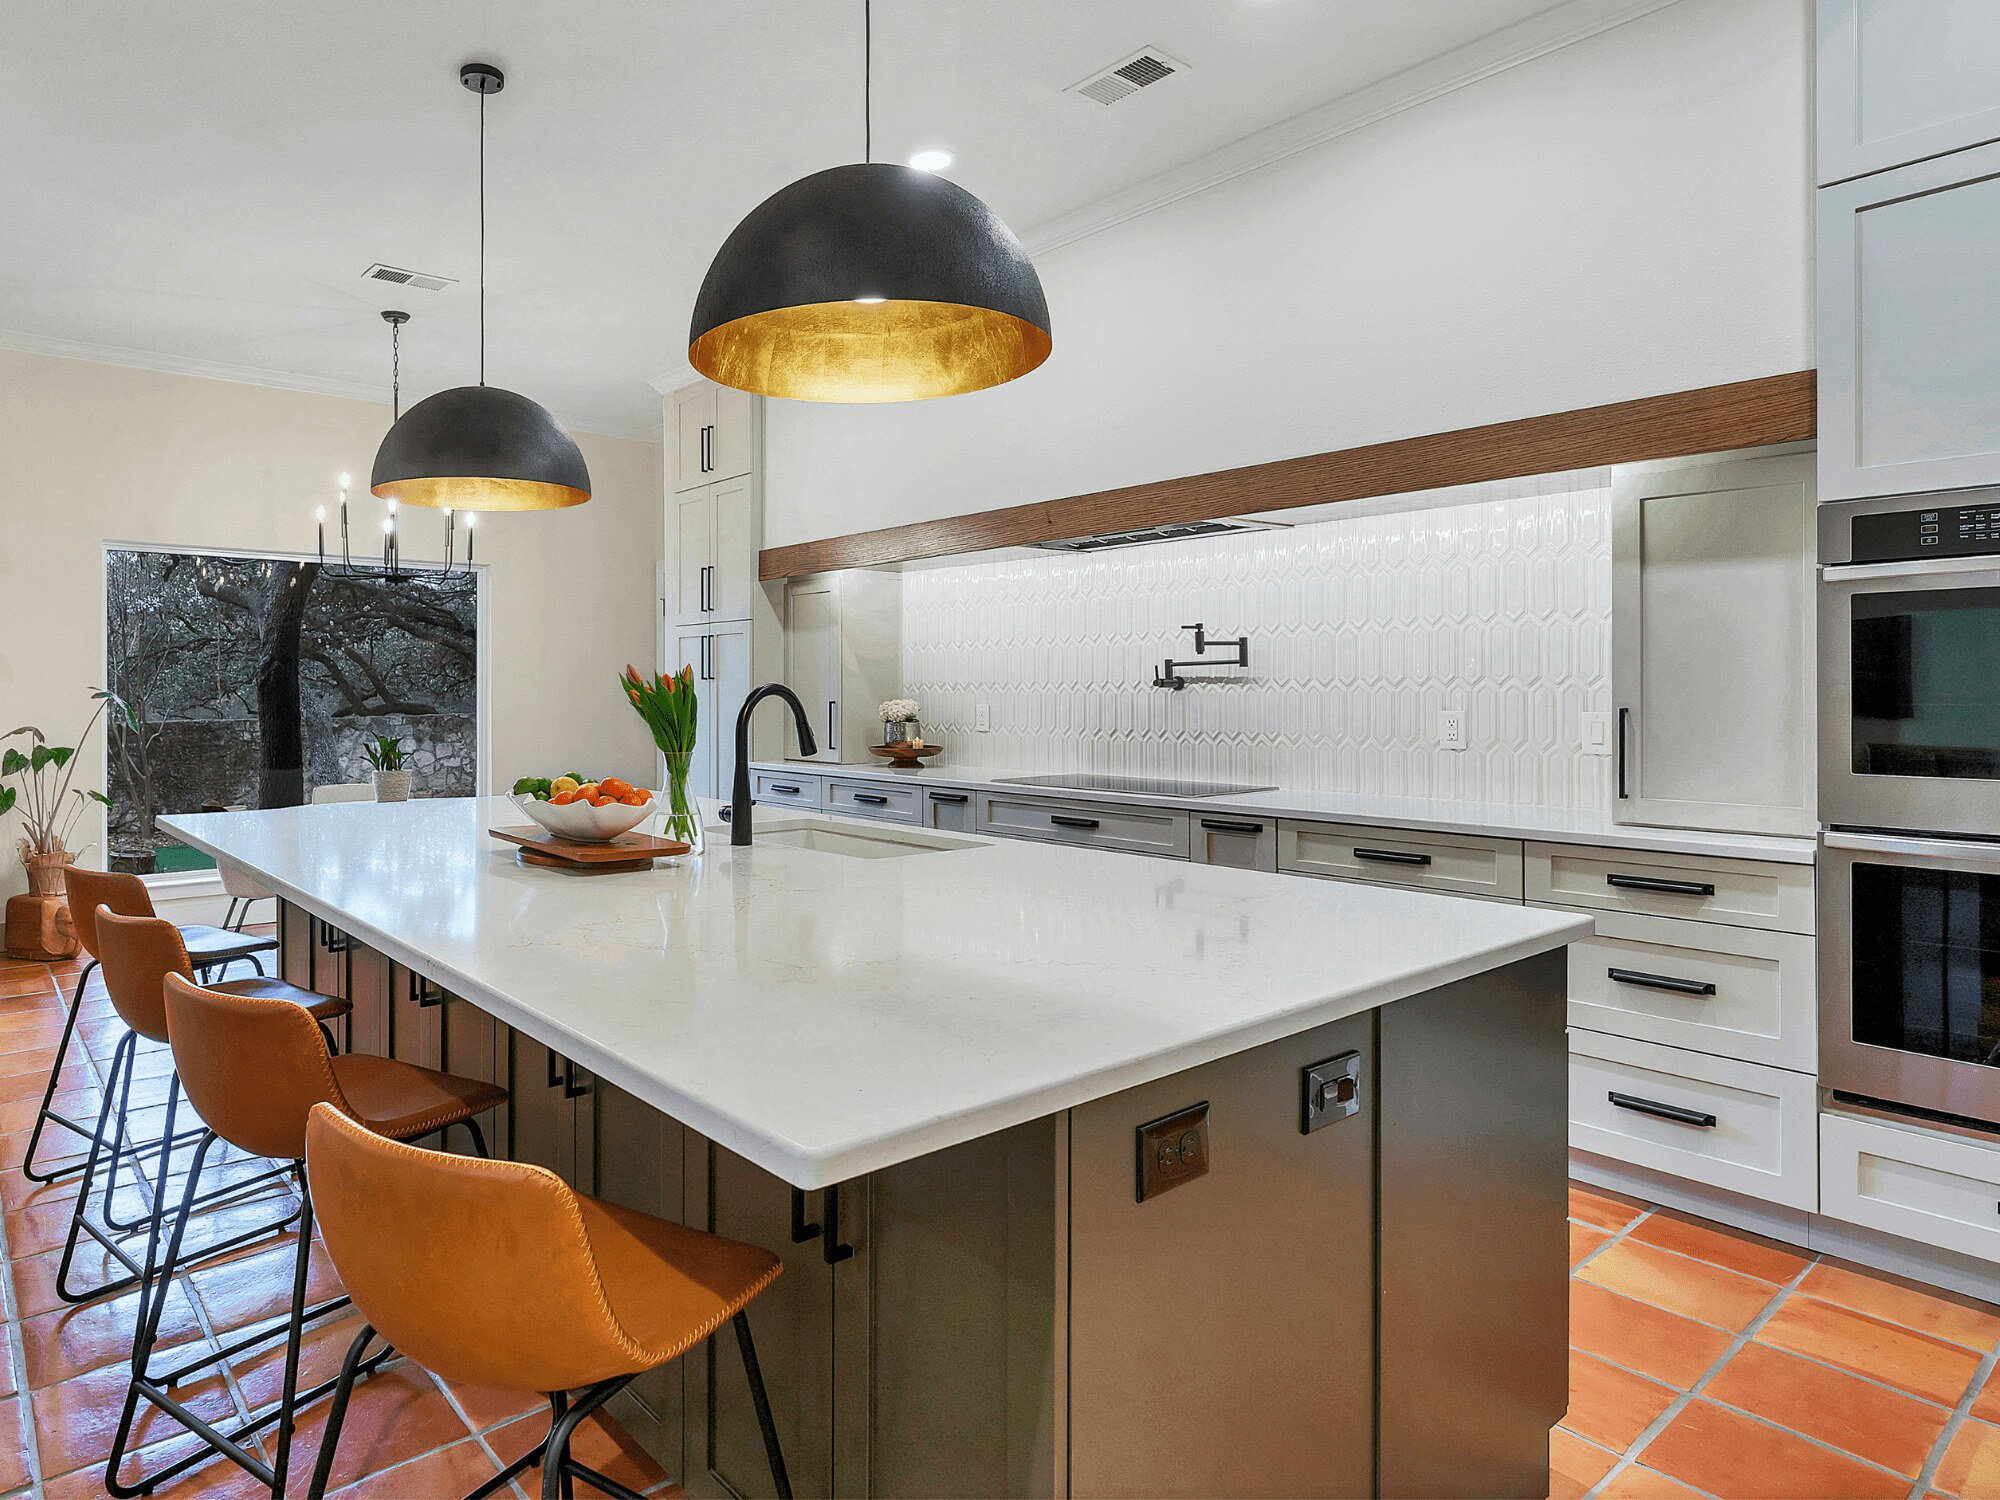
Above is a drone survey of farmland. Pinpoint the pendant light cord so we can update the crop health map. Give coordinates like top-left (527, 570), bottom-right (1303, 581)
top-left (863, 0), bottom-right (871, 164)
top-left (391, 317), bottom-right (401, 419)
top-left (478, 87), bottom-right (487, 386)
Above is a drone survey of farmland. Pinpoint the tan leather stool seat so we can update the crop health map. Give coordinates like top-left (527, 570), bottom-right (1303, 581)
top-left (206, 974), bottom-right (352, 1024)
top-left (328, 1053), bottom-right (508, 1143)
top-left (176, 923), bottom-right (278, 965)
top-left (574, 1196), bottom-right (781, 1365)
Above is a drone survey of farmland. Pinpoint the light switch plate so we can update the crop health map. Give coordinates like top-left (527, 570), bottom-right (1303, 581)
top-left (1135, 1101), bottom-right (1209, 1202)
top-left (1580, 711), bottom-right (1613, 756)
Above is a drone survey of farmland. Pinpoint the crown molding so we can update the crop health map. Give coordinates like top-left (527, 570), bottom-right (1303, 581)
top-left (1019, 0), bottom-right (1685, 257)
top-left (0, 326), bottom-right (661, 443)
top-left (647, 360), bottom-right (700, 396)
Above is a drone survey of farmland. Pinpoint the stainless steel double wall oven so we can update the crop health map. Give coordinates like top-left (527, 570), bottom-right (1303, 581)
top-left (1820, 491), bottom-right (2000, 1125)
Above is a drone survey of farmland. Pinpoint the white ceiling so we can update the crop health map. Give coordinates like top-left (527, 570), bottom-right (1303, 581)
top-left (0, 0), bottom-right (1587, 439)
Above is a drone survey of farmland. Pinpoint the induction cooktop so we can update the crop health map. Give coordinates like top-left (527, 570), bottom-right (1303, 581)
top-left (995, 773), bottom-right (1276, 800)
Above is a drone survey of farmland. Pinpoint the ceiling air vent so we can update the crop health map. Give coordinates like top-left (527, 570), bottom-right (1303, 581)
top-left (1036, 517), bottom-right (1283, 554)
top-left (1067, 47), bottom-right (1186, 107)
top-left (362, 263), bottom-right (457, 293)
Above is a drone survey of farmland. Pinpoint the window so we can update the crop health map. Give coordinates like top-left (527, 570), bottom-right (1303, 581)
top-left (104, 547), bottom-right (479, 875)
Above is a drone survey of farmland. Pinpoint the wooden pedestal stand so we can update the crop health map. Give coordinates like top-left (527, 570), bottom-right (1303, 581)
top-left (6, 894), bottom-right (77, 961)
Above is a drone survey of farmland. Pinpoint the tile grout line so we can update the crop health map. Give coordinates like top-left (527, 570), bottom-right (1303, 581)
top-left (1905, 1337), bottom-right (2000, 1499)
top-left (430, 1374), bottom-right (535, 1500)
top-left (1581, 1250), bottom-right (1821, 1500)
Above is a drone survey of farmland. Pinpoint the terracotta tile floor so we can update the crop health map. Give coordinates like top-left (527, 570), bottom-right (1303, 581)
top-left (0, 946), bottom-right (679, 1499)
top-left (1561, 1181), bottom-right (2000, 1500)
top-left (7, 945), bottom-right (2000, 1499)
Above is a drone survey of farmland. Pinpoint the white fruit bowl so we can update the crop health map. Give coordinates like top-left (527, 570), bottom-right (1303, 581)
top-left (512, 792), bottom-right (657, 844)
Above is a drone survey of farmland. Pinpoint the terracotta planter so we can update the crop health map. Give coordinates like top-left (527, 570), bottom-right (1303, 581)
top-left (374, 770), bottom-right (413, 803)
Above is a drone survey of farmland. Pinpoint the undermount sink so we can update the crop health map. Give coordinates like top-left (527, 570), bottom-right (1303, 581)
top-left (753, 819), bottom-right (978, 860)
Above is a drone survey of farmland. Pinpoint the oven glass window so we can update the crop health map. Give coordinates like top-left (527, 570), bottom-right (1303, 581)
top-left (1852, 588), bottom-right (2000, 779)
top-left (1852, 861), bottom-right (2000, 1065)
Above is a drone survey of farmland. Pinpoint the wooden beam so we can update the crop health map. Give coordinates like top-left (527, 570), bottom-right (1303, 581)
top-left (758, 369), bottom-right (1816, 579)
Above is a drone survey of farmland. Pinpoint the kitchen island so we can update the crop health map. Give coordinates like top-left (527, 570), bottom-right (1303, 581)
top-left (162, 797), bottom-right (1589, 1500)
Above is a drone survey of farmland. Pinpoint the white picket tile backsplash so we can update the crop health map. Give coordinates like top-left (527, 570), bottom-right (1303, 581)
top-left (901, 486), bottom-right (1614, 811)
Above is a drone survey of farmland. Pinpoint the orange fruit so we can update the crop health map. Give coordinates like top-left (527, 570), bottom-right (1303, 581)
top-left (550, 790), bottom-right (581, 806)
top-left (619, 790), bottom-right (648, 806)
top-left (600, 776), bottom-right (632, 798)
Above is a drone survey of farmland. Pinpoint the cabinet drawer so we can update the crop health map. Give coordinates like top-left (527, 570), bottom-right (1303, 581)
top-left (1527, 843), bottom-right (1813, 934)
top-left (751, 770), bottom-right (822, 810)
top-left (923, 788), bottom-right (974, 833)
top-left (826, 778), bottom-right (921, 824)
top-left (1822, 1112), bottom-right (2000, 1265)
top-left (1567, 1031), bottom-right (1818, 1211)
top-left (1279, 821), bottom-right (1523, 900)
top-left (1557, 910), bottom-right (1816, 1073)
top-left (976, 793), bottom-right (1189, 859)
top-left (1192, 814), bottom-right (1278, 872)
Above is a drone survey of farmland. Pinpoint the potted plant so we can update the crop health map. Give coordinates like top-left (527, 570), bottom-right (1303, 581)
top-left (622, 664), bottom-right (701, 853)
top-left (3, 693), bottom-right (116, 959)
top-left (880, 699), bottom-right (920, 747)
top-left (363, 735), bottom-right (413, 802)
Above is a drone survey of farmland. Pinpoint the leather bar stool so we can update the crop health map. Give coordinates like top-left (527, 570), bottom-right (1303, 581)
top-left (106, 972), bottom-right (509, 1499)
top-left (54, 907), bottom-right (350, 1306)
top-left (303, 1104), bottom-right (793, 1500)
top-left (24, 866), bottom-right (278, 1185)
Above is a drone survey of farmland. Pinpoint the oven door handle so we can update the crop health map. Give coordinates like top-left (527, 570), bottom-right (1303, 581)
top-left (1822, 555), bottom-right (2000, 584)
top-left (1823, 830), bottom-right (2000, 867)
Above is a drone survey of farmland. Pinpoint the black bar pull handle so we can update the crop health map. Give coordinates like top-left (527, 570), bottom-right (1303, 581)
top-left (1608, 967), bottom-right (1718, 997)
top-left (821, 1182), bottom-right (855, 1265)
top-left (318, 920), bottom-right (350, 955)
top-left (411, 972), bottom-right (447, 1009)
top-left (1616, 706), bottom-right (1630, 800)
top-left (769, 783), bottom-right (802, 795)
top-left (546, 1049), bottom-right (564, 1091)
top-left (1606, 873), bottom-right (1716, 898)
top-left (828, 700), bottom-right (837, 752)
top-left (1200, 818), bottom-right (1266, 834)
top-left (852, 793), bottom-right (889, 806)
top-left (790, 1188), bottom-right (820, 1243)
top-left (1352, 847), bottom-right (1432, 867)
top-left (928, 791), bottom-right (968, 804)
top-left (1608, 1091), bottom-right (1716, 1129)
top-left (1051, 814), bottom-right (1100, 830)
top-left (562, 1060), bottom-right (591, 1099)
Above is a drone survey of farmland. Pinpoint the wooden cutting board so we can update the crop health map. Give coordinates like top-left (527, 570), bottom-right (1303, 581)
top-left (489, 825), bottom-right (692, 873)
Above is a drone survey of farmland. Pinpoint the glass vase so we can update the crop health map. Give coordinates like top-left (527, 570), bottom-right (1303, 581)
top-left (661, 750), bottom-right (704, 855)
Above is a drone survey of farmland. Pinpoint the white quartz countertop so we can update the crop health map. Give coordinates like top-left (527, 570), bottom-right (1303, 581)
top-left (752, 760), bottom-right (1818, 865)
top-left (162, 797), bottom-right (1588, 1188)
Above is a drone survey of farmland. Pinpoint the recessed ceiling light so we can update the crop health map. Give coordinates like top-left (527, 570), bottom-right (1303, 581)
top-left (906, 149), bottom-right (954, 173)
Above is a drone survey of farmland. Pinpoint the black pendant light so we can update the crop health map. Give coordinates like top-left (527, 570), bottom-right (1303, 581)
top-left (689, 2), bottom-right (1051, 403)
top-left (372, 62), bottom-right (590, 511)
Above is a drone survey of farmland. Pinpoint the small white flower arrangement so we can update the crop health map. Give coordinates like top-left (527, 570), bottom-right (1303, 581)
top-left (878, 699), bottom-right (919, 722)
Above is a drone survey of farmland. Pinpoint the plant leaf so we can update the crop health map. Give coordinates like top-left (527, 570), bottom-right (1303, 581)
top-left (28, 746), bottom-right (51, 774)
top-left (0, 787), bottom-right (14, 815)
top-left (0, 748), bottom-right (25, 777)
top-left (45, 746), bottom-right (73, 771)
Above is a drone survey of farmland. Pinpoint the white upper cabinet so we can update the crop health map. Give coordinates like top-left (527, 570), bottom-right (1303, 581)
top-left (671, 474), bottom-right (757, 625)
top-left (1611, 452), bottom-right (1816, 837)
top-left (671, 380), bottom-right (755, 493)
top-left (1817, 0), bottom-right (2000, 184)
top-left (669, 619), bottom-right (751, 800)
top-left (1818, 141), bottom-right (2000, 500)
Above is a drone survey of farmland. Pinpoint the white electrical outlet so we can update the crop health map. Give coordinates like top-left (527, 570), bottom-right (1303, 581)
top-left (1438, 709), bottom-right (1466, 750)
top-left (1580, 711), bottom-right (1613, 756)
top-left (975, 703), bottom-right (992, 732)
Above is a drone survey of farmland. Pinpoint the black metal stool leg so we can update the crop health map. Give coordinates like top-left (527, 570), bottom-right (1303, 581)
top-left (54, 1031), bottom-right (141, 1303)
top-left (307, 1323), bottom-right (379, 1500)
top-left (538, 1376), bottom-right (635, 1500)
top-left (22, 957), bottom-right (98, 1183)
top-left (735, 1311), bottom-right (792, 1500)
top-left (269, 1186), bottom-right (317, 1499)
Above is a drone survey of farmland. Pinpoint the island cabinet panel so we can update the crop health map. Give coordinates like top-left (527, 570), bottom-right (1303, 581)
top-left (505, 1030), bottom-right (596, 1190)
top-left (1068, 1010), bottom-right (1376, 1500)
top-left (342, 942), bottom-right (392, 1059)
top-left (382, 961), bottom-right (442, 1070)
top-left (1378, 951), bottom-right (1569, 1500)
top-left (681, 1139), bottom-right (838, 1500)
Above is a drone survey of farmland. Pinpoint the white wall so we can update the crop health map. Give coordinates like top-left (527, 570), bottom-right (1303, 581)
top-left (902, 479), bottom-right (1612, 810)
top-left (0, 348), bottom-right (662, 899)
top-left (764, 0), bottom-right (1811, 549)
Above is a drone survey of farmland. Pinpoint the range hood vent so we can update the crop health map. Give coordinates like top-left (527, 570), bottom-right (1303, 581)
top-left (1067, 48), bottom-right (1187, 107)
top-left (362, 263), bottom-right (457, 293)
top-left (1035, 517), bottom-right (1283, 554)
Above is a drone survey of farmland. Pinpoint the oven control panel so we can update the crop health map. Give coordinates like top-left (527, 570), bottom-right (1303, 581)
top-left (1853, 501), bottom-right (2000, 562)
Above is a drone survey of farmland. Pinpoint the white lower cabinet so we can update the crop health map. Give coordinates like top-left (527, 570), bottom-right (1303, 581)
top-left (1821, 1112), bottom-right (2000, 1265)
top-left (750, 770), bottom-right (823, 810)
top-left (1556, 909), bottom-right (1816, 1073)
top-left (1280, 821), bottom-right (1523, 900)
top-left (1567, 1030), bottom-right (1819, 1212)
top-left (826, 777), bottom-right (922, 824)
top-left (922, 788), bottom-right (974, 832)
top-left (1191, 813), bottom-right (1278, 872)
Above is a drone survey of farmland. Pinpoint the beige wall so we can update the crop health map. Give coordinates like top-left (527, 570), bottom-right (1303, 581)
top-left (0, 347), bottom-right (662, 899)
